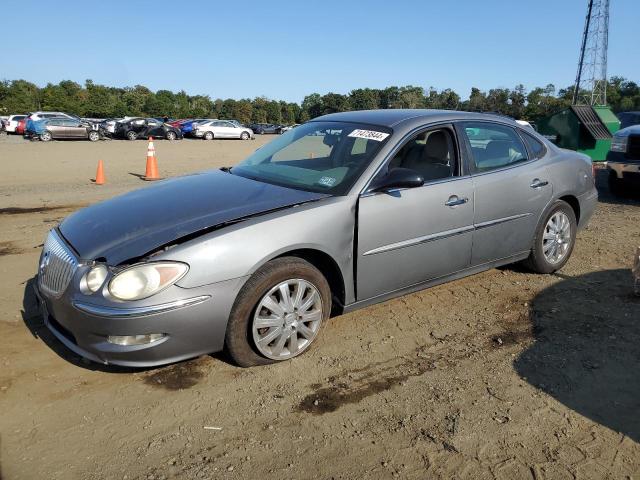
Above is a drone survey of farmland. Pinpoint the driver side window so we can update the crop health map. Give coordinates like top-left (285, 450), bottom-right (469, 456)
top-left (388, 127), bottom-right (457, 183)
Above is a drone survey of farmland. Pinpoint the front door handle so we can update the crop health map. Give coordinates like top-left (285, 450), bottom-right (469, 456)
top-left (530, 179), bottom-right (549, 188)
top-left (445, 195), bottom-right (469, 207)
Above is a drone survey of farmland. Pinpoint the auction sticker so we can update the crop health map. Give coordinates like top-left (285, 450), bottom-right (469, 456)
top-left (348, 129), bottom-right (390, 142)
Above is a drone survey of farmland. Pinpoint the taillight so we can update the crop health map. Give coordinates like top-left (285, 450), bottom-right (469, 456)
top-left (592, 163), bottom-right (597, 186)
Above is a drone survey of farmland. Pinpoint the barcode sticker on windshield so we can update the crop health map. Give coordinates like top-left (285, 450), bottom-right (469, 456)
top-left (348, 129), bottom-right (390, 142)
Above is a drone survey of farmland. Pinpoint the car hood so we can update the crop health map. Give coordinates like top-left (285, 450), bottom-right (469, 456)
top-left (59, 170), bottom-right (328, 264)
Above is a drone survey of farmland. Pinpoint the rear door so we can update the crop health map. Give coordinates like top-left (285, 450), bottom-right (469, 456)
top-left (44, 119), bottom-right (64, 138)
top-left (459, 121), bottom-right (552, 265)
top-left (64, 120), bottom-right (87, 138)
top-left (357, 125), bottom-right (474, 300)
top-left (220, 121), bottom-right (237, 138)
top-left (145, 118), bottom-right (165, 138)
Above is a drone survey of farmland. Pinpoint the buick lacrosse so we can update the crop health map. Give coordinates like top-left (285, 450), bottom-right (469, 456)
top-left (35, 110), bottom-right (597, 367)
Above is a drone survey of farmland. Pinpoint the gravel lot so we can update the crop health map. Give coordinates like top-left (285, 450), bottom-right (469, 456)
top-left (0, 133), bottom-right (638, 479)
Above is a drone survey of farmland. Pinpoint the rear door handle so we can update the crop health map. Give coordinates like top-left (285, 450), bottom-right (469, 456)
top-left (530, 179), bottom-right (549, 188)
top-left (445, 195), bottom-right (469, 207)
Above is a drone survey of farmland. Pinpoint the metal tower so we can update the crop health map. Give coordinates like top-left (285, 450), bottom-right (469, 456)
top-left (572, 0), bottom-right (610, 106)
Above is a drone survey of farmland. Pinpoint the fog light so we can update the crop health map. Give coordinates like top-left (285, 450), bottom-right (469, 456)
top-left (107, 333), bottom-right (166, 346)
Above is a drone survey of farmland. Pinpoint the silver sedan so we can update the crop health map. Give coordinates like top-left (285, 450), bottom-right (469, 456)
top-left (35, 110), bottom-right (597, 367)
top-left (194, 120), bottom-right (254, 140)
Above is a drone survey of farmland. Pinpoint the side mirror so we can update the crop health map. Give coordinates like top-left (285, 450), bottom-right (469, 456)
top-left (369, 167), bottom-right (424, 192)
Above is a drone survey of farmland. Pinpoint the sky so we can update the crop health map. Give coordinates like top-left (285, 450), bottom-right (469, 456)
top-left (2, 0), bottom-right (639, 103)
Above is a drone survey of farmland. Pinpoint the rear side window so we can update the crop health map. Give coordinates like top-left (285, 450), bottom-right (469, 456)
top-left (462, 122), bottom-right (528, 172)
top-left (521, 131), bottom-right (546, 159)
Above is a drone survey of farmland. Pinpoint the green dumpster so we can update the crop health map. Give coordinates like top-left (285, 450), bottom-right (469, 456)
top-left (537, 105), bottom-right (620, 162)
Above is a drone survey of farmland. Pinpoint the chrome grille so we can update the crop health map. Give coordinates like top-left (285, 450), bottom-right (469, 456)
top-left (38, 230), bottom-right (78, 298)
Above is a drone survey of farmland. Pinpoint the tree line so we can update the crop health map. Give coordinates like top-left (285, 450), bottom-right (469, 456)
top-left (0, 77), bottom-right (638, 125)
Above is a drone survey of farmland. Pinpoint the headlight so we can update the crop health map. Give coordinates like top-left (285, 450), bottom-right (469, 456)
top-left (610, 136), bottom-right (628, 153)
top-left (85, 264), bottom-right (108, 293)
top-left (108, 262), bottom-right (188, 301)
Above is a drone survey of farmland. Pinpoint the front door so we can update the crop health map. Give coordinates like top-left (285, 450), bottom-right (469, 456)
top-left (357, 126), bottom-right (474, 301)
top-left (459, 121), bottom-right (553, 265)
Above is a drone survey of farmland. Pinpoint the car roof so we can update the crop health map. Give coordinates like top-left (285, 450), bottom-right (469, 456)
top-left (312, 109), bottom-right (520, 128)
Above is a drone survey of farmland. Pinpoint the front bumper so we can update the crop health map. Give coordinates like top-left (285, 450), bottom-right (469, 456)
top-left (35, 273), bottom-right (248, 367)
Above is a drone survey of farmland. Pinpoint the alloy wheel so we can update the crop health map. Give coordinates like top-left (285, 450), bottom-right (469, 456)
top-left (543, 211), bottom-right (571, 264)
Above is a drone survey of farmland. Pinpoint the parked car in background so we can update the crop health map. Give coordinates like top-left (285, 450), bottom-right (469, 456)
top-left (606, 125), bottom-right (640, 196)
top-left (194, 120), bottom-right (254, 140)
top-left (5, 114), bottom-right (27, 133)
top-left (113, 118), bottom-right (182, 140)
top-left (35, 109), bottom-right (597, 368)
top-left (179, 119), bottom-right (210, 137)
top-left (101, 117), bottom-right (135, 135)
top-left (250, 123), bottom-right (281, 134)
top-left (618, 112), bottom-right (640, 130)
top-left (16, 117), bottom-right (27, 135)
top-left (34, 118), bottom-right (104, 142)
top-left (168, 119), bottom-right (189, 128)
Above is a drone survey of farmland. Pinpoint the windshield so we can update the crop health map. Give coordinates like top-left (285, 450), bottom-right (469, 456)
top-left (232, 121), bottom-right (392, 194)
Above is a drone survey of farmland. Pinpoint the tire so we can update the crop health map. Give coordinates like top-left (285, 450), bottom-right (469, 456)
top-left (523, 200), bottom-right (577, 274)
top-left (40, 131), bottom-right (52, 142)
top-left (88, 131), bottom-right (100, 142)
top-left (225, 257), bottom-right (331, 367)
top-left (608, 171), bottom-right (625, 197)
top-left (204, 131), bottom-right (214, 141)
top-left (240, 131), bottom-right (250, 140)
top-left (126, 131), bottom-right (137, 141)
top-left (166, 131), bottom-right (176, 141)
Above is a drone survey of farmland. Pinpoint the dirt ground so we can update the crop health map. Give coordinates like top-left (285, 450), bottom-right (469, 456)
top-left (0, 133), bottom-right (638, 480)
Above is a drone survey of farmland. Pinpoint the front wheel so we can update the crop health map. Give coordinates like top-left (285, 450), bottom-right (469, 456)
top-left (40, 131), bottom-right (52, 142)
top-left (225, 257), bottom-right (331, 367)
top-left (204, 131), bottom-right (214, 140)
top-left (240, 131), bottom-right (250, 140)
top-left (88, 130), bottom-right (100, 142)
top-left (126, 131), bottom-right (137, 141)
top-left (166, 130), bottom-right (177, 141)
top-left (524, 200), bottom-right (577, 274)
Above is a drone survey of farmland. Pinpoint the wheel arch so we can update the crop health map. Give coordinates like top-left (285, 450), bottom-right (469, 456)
top-left (558, 194), bottom-right (580, 224)
top-left (272, 248), bottom-right (346, 316)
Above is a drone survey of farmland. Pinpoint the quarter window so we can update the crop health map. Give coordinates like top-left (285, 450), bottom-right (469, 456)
top-left (521, 131), bottom-right (546, 160)
top-left (463, 123), bottom-right (528, 172)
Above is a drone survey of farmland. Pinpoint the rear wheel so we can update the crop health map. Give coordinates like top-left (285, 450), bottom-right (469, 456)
top-left (524, 200), bottom-right (577, 274)
top-left (40, 131), bottom-right (52, 142)
top-left (126, 131), bottom-right (137, 141)
top-left (225, 257), bottom-right (331, 367)
top-left (204, 131), bottom-right (214, 140)
top-left (88, 130), bottom-right (100, 142)
top-left (240, 131), bottom-right (250, 140)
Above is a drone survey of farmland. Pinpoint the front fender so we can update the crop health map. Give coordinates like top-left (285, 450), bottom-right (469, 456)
top-left (154, 196), bottom-right (357, 303)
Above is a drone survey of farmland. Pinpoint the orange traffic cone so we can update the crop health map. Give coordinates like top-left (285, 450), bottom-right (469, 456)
top-left (144, 136), bottom-right (160, 181)
top-left (94, 160), bottom-right (105, 185)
